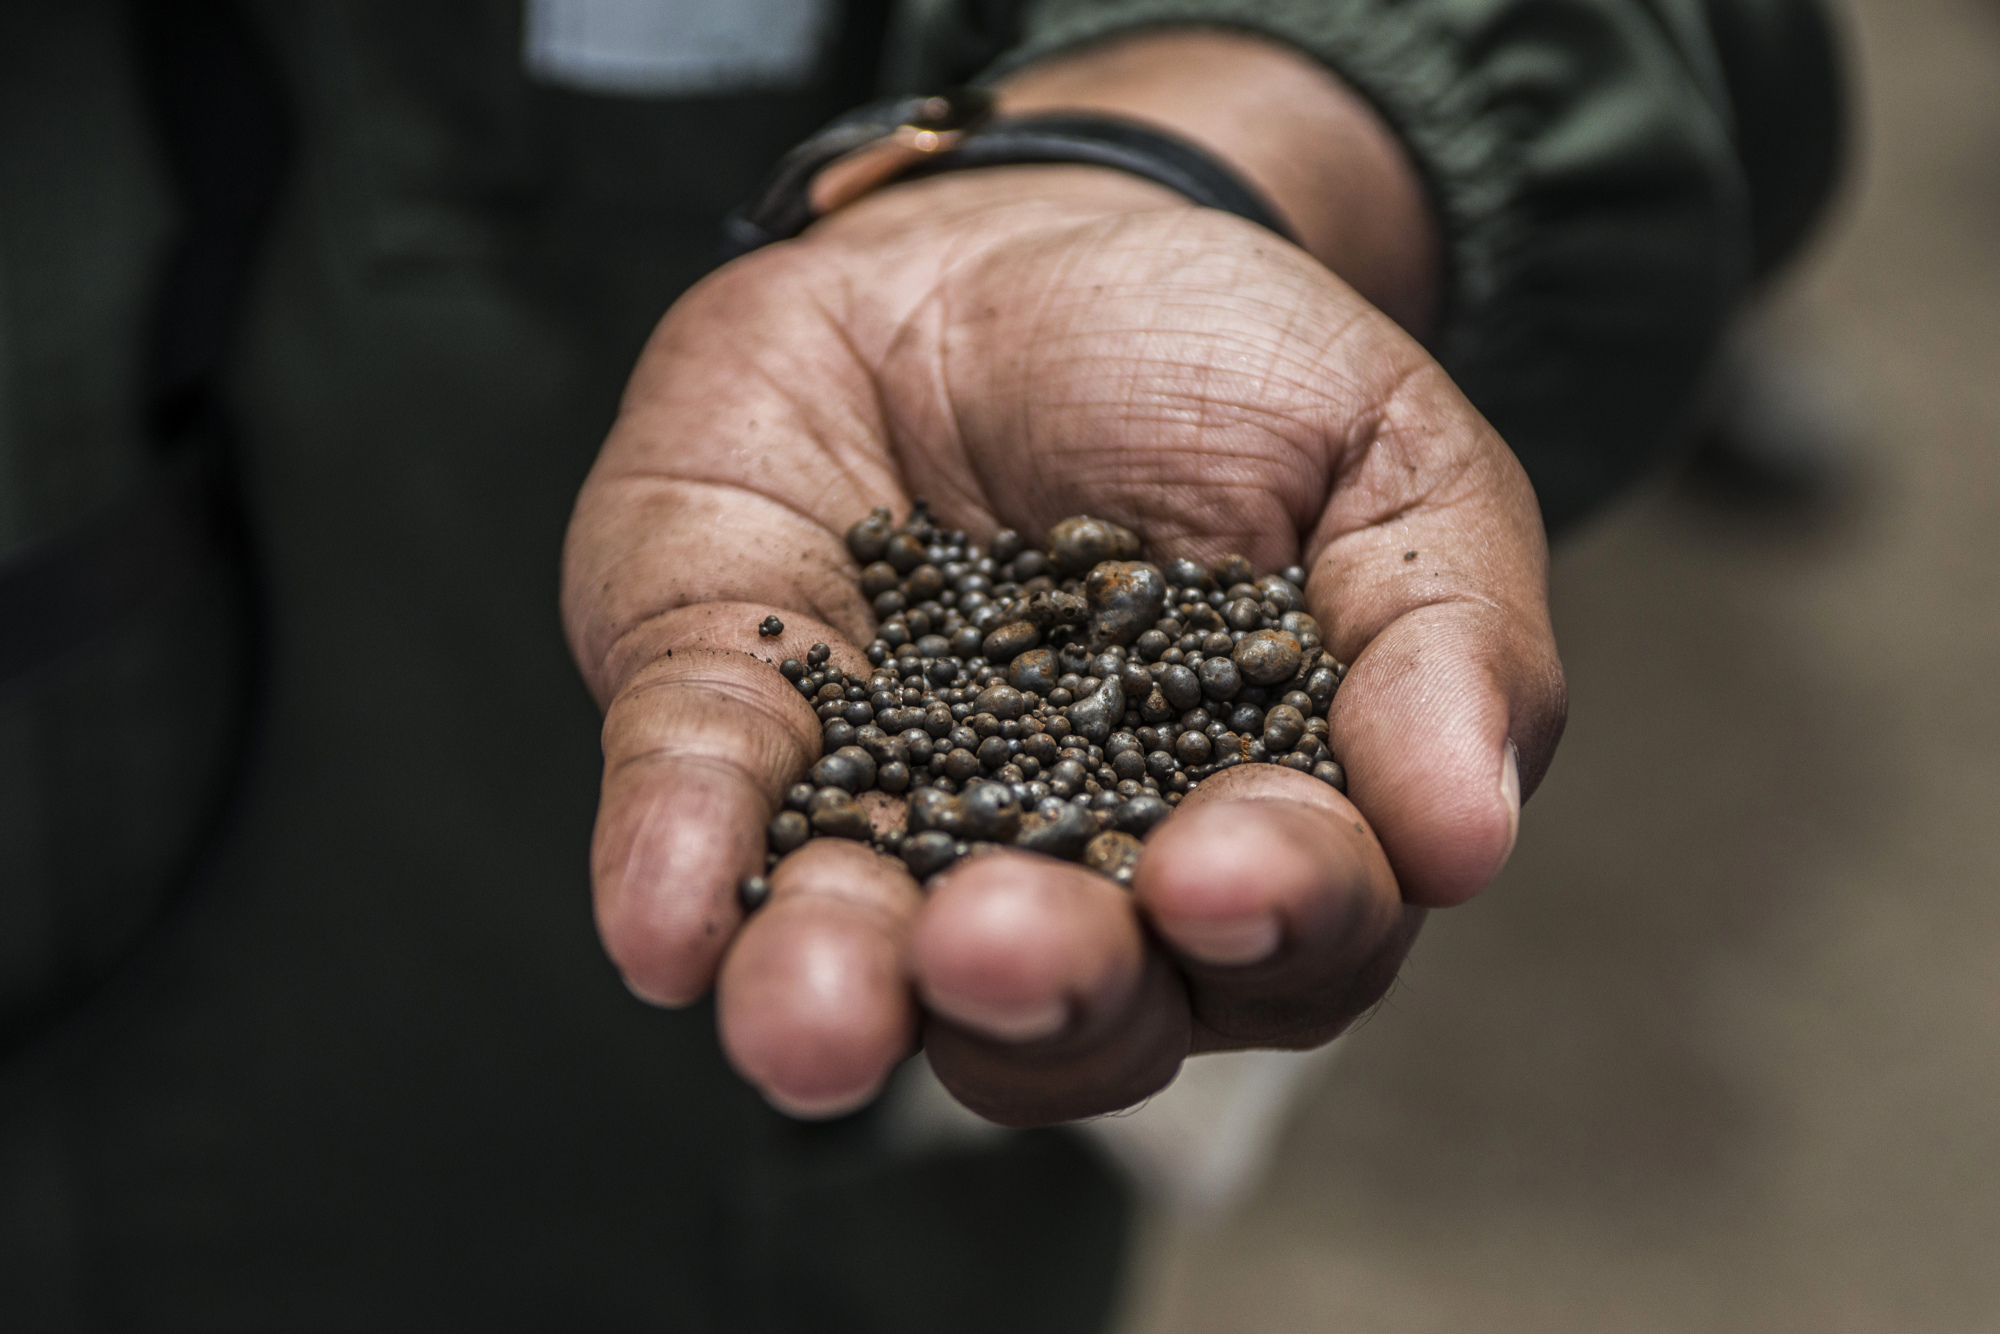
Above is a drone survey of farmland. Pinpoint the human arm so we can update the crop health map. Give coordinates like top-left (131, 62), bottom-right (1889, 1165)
top-left (563, 27), bottom-right (1565, 1125)
top-left (563, 0), bottom-right (1845, 1124)
top-left (986, 0), bottom-right (1847, 530)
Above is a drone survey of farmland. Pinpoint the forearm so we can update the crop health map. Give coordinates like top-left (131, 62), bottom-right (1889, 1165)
top-left (993, 27), bottom-right (1441, 334)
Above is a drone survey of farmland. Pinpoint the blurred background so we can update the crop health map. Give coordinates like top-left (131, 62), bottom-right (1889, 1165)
top-left (1118, 0), bottom-right (2000, 1328)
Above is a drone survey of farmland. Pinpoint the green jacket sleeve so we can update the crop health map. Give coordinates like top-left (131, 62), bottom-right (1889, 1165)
top-left (961, 0), bottom-right (1846, 533)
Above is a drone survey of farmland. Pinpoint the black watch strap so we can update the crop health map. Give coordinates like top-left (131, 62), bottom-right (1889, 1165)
top-left (720, 94), bottom-right (1295, 260)
top-left (906, 113), bottom-right (1295, 243)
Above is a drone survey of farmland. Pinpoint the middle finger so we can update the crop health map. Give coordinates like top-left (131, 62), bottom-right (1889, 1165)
top-left (912, 849), bottom-right (1191, 1127)
top-left (1134, 763), bottom-right (1419, 1052)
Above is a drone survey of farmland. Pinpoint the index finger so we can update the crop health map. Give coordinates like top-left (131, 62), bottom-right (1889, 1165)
top-left (587, 603), bottom-right (856, 1005)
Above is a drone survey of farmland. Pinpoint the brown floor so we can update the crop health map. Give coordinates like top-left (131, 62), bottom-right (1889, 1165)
top-left (1121, 1), bottom-right (2000, 1329)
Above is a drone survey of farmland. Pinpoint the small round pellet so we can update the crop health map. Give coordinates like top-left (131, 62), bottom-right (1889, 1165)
top-left (768, 810), bottom-right (811, 854)
top-left (1232, 630), bottom-right (1303, 686)
top-left (771, 511), bottom-right (1357, 885)
top-left (903, 830), bottom-right (959, 879)
top-left (886, 532), bottom-right (926, 573)
top-left (1263, 704), bottom-right (1307, 753)
top-left (1111, 794), bottom-right (1171, 837)
top-left (1197, 656), bottom-right (1241, 702)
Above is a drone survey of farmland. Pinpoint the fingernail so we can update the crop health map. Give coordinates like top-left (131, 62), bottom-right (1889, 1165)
top-left (1499, 740), bottom-right (1521, 863)
top-left (623, 975), bottom-right (695, 1009)
top-left (763, 1079), bottom-right (885, 1121)
top-left (925, 991), bottom-right (1069, 1043)
top-left (1155, 912), bottom-right (1282, 967)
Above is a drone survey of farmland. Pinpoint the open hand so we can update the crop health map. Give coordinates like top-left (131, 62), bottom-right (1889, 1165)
top-left (561, 156), bottom-right (1564, 1127)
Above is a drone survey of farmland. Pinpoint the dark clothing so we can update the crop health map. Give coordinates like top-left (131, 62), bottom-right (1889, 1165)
top-left (0, 0), bottom-right (1841, 1328)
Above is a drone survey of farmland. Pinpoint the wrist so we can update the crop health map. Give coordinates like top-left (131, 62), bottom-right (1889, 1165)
top-left (808, 158), bottom-right (1195, 251)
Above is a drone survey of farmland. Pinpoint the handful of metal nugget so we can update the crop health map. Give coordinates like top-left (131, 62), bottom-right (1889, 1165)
top-left (750, 503), bottom-right (1347, 906)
